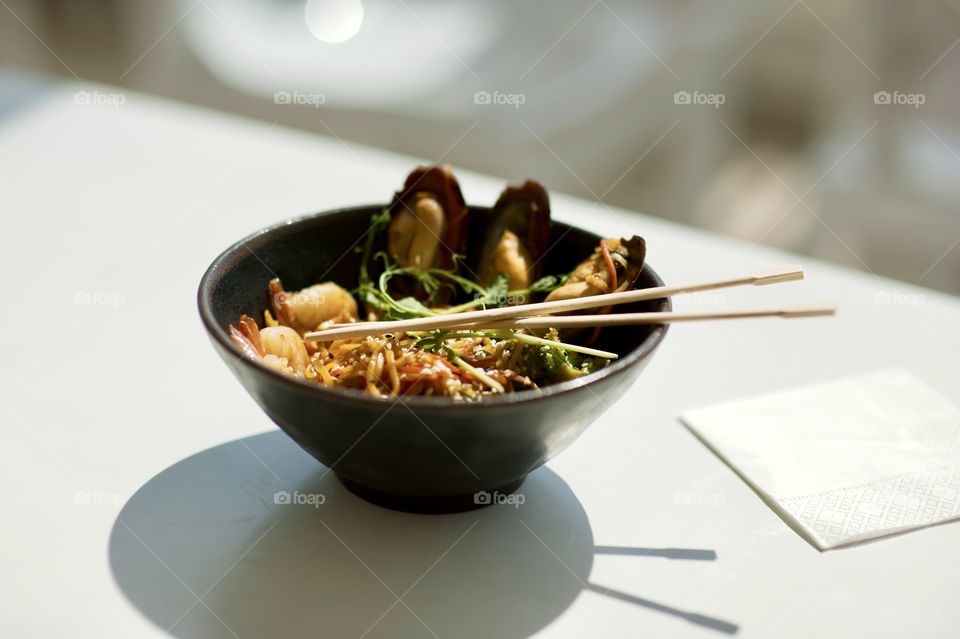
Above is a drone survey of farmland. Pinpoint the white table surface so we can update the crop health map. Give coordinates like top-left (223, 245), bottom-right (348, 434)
top-left (2, 71), bottom-right (959, 639)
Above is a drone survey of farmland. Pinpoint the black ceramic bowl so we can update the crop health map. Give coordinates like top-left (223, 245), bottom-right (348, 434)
top-left (198, 205), bottom-right (670, 513)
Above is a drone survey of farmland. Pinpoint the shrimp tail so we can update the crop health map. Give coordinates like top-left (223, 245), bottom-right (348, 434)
top-left (230, 314), bottom-right (265, 359)
top-left (269, 278), bottom-right (298, 328)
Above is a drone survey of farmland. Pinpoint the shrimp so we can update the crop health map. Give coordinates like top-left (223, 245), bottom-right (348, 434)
top-left (269, 278), bottom-right (358, 333)
top-left (230, 314), bottom-right (310, 376)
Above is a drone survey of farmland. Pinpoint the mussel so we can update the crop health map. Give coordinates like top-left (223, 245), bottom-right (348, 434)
top-left (470, 180), bottom-right (551, 304)
top-left (546, 235), bottom-right (646, 302)
top-left (546, 235), bottom-right (646, 343)
top-left (387, 165), bottom-right (468, 273)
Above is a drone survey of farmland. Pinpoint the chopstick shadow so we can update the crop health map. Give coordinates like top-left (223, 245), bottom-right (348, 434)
top-left (588, 546), bottom-right (737, 634)
top-left (594, 545), bottom-right (718, 560)
top-left (585, 584), bottom-right (739, 635)
top-left (108, 431), bottom-right (737, 638)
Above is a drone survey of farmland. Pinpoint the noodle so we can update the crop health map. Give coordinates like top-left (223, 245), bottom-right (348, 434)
top-left (233, 304), bottom-right (616, 401)
top-left (384, 347), bottom-right (400, 395)
top-left (290, 330), bottom-right (568, 399)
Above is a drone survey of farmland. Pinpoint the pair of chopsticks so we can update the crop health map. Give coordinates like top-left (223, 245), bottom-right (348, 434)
top-left (302, 265), bottom-right (835, 342)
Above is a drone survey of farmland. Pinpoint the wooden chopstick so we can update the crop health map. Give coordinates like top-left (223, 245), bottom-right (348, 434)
top-left (304, 304), bottom-right (835, 342)
top-left (302, 265), bottom-right (807, 341)
top-left (476, 304), bottom-right (836, 330)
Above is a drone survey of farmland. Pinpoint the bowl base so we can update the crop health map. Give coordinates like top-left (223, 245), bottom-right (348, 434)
top-left (337, 475), bottom-right (526, 514)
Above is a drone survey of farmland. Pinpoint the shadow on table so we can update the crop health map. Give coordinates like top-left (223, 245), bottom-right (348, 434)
top-left (0, 70), bottom-right (59, 125)
top-left (109, 431), bottom-right (737, 638)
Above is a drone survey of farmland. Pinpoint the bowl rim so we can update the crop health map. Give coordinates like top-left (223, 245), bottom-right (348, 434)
top-left (197, 204), bottom-right (670, 412)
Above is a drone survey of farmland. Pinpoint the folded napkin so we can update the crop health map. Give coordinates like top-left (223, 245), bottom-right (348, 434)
top-left (679, 370), bottom-right (960, 549)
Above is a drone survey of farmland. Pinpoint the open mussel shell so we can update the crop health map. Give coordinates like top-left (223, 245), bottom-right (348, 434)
top-left (545, 235), bottom-right (646, 342)
top-left (469, 180), bottom-right (551, 297)
top-left (387, 164), bottom-right (468, 272)
top-left (546, 235), bottom-right (646, 303)
top-left (608, 235), bottom-right (646, 293)
top-left (383, 165), bottom-right (468, 303)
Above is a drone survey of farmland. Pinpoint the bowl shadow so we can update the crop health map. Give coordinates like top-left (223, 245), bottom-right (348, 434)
top-left (109, 431), bottom-right (595, 638)
top-left (109, 431), bottom-right (737, 638)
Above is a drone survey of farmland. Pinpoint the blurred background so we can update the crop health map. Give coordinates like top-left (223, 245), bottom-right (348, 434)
top-left (2, 0), bottom-right (959, 294)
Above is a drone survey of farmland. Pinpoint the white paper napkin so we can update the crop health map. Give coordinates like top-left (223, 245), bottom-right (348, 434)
top-left (679, 369), bottom-right (960, 549)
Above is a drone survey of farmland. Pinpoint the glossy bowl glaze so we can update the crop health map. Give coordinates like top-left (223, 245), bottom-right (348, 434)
top-left (198, 205), bottom-right (670, 513)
